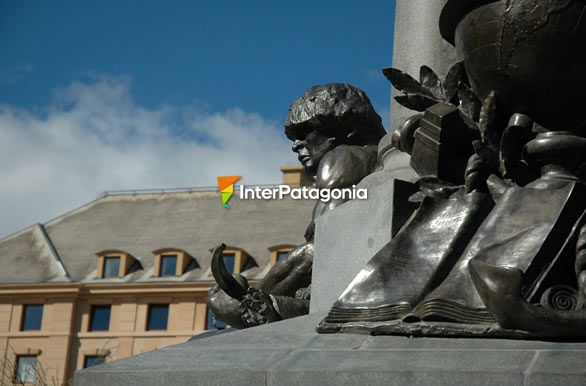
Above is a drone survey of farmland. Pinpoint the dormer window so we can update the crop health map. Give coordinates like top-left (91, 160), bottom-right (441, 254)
top-left (268, 245), bottom-right (295, 266)
top-left (160, 255), bottom-right (178, 277)
top-left (95, 250), bottom-right (140, 279)
top-left (103, 256), bottom-right (120, 278)
top-left (152, 249), bottom-right (196, 277)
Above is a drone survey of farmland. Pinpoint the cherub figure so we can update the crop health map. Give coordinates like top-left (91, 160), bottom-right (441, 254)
top-left (208, 83), bottom-right (386, 328)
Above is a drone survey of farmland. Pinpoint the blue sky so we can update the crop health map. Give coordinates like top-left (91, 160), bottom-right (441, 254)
top-left (0, 0), bottom-right (396, 237)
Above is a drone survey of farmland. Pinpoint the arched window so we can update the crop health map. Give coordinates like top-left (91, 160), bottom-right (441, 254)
top-left (95, 250), bottom-right (139, 279)
top-left (152, 248), bottom-right (196, 277)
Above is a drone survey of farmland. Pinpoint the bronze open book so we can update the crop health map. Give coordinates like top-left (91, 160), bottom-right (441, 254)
top-left (324, 182), bottom-right (586, 326)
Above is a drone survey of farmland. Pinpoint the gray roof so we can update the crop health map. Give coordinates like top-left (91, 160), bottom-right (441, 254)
top-left (0, 224), bottom-right (70, 284)
top-left (0, 189), bottom-right (314, 284)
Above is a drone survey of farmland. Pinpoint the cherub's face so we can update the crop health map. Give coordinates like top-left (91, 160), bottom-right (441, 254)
top-left (291, 127), bottom-right (336, 175)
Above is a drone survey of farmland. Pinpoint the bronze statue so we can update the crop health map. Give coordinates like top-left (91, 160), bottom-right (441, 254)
top-left (208, 83), bottom-right (386, 328)
top-left (318, 0), bottom-right (586, 339)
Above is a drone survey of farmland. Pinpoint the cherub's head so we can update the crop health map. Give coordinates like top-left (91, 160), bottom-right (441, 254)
top-left (284, 83), bottom-right (386, 174)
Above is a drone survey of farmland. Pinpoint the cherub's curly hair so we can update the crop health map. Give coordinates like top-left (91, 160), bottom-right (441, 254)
top-left (284, 83), bottom-right (386, 146)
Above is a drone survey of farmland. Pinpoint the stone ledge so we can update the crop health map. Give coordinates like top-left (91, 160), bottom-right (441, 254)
top-left (74, 314), bottom-right (586, 386)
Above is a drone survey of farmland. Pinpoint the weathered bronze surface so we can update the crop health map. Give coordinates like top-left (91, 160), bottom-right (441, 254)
top-left (319, 0), bottom-right (586, 339)
top-left (410, 102), bottom-right (479, 185)
top-left (207, 0), bottom-right (586, 338)
top-left (442, 0), bottom-right (586, 130)
top-left (324, 192), bottom-right (493, 324)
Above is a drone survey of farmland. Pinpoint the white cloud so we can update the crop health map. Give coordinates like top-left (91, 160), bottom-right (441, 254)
top-left (0, 76), bottom-right (296, 238)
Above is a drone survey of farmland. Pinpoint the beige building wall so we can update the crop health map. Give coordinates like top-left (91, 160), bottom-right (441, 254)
top-left (0, 287), bottom-right (78, 385)
top-left (0, 284), bottom-right (221, 385)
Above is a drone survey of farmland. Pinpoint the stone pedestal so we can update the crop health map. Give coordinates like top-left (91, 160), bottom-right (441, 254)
top-left (75, 312), bottom-right (586, 386)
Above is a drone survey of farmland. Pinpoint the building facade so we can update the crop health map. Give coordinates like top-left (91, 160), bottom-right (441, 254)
top-left (0, 167), bottom-right (313, 385)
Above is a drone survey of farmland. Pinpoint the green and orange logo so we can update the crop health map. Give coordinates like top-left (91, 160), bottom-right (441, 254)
top-left (217, 176), bottom-right (241, 208)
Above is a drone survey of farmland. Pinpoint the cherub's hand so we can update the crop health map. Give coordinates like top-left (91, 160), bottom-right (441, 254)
top-left (207, 285), bottom-right (248, 329)
top-left (239, 288), bottom-right (281, 327)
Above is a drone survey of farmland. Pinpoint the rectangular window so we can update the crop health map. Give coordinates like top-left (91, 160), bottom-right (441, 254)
top-left (83, 356), bottom-right (105, 368)
top-left (160, 255), bottom-right (177, 276)
top-left (147, 304), bottom-right (169, 330)
top-left (15, 355), bottom-right (37, 383)
top-left (21, 304), bottom-right (43, 331)
top-left (277, 251), bottom-right (289, 263)
top-left (206, 308), bottom-right (226, 330)
top-left (223, 253), bottom-right (235, 273)
top-left (103, 256), bottom-right (120, 278)
top-left (89, 305), bottom-right (111, 331)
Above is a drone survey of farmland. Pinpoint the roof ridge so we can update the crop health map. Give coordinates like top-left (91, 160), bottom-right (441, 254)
top-left (43, 195), bottom-right (105, 228)
top-left (35, 224), bottom-right (72, 282)
top-left (44, 184), bottom-right (285, 228)
top-left (97, 184), bottom-right (283, 198)
top-left (43, 189), bottom-right (224, 228)
top-left (39, 186), bottom-right (281, 232)
top-left (0, 223), bottom-right (40, 243)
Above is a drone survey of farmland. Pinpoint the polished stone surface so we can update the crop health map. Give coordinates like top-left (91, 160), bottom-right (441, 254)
top-left (391, 0), bottom-right (457, 131)
top-left (75, 313), bottom-right (586, 386)
top-left (311, 178), bottom-right (417, 313)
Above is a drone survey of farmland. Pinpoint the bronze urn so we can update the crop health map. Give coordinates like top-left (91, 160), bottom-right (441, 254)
top-left (440, 0), bottom-right (586, 131)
